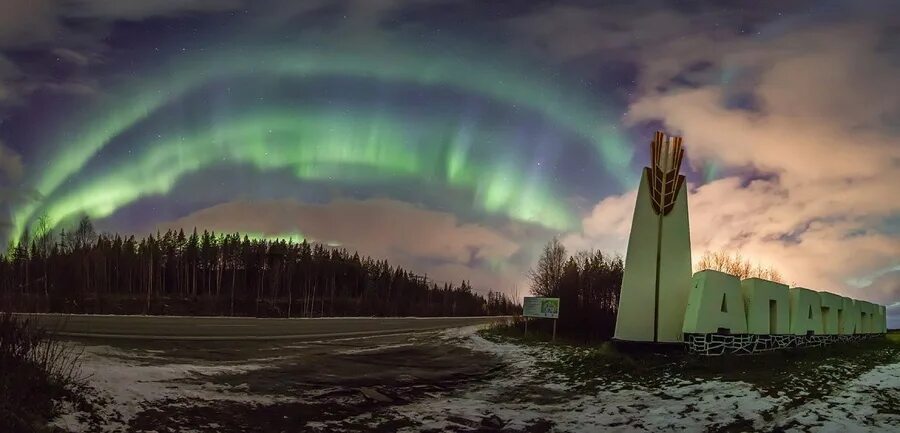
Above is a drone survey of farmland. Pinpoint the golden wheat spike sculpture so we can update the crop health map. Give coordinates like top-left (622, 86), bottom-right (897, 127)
top-left (649, 131), bottom-right (685, 216)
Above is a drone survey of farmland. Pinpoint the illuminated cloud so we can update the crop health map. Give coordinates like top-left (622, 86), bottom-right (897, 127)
top-left (160, 198), bottom-right (523, 290)
top-left (0, 142), bottom-right (23, 182)
top-left (562, 5), bottom-right (900, 324)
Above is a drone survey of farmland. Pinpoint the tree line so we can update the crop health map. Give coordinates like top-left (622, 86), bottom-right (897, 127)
top-left (695, 250), bottom-right (786, 283)
top-left (0, 216), bottom-right (519, 317)
top-left (529, 238), bottom-right (623, 340)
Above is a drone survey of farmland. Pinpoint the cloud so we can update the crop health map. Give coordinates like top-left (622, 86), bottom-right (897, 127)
top-left (0, 0), bottom-right (243, 47)
top-left (624, 22), bottom-right (900, 296)
top-left (854, 270), bottom-right (900, 306)
top-left (571, 176), bottom-right (900, 301)
top-left (562, 190), bottom-right (635, 255)
top-left (888, 303), bottom-right (900, 330)
top-left (0, 0), bottom-right (59, 47)
top-left (0, 0), bottom-right (248, 56)
top-left (0, 142), bottom-right (23, 182)
top-left (627, 26), bottom-right (900, 182)
top-left (159, 198), bottom-right (523, 291)
top-left (507, 4), bottom-right (702, 62)
top-left (51, 48), bottom-right (93, 66)
top-left (568, 9), bottom-right (900, 307)
top-left (0, 142), bottom-right (25, 233)
top-left (0, 55), bottom-right (21, 102)
top-left (0, 0), bottom-right (247, 110)
top-left (65, 0), bottom-right (242, 20)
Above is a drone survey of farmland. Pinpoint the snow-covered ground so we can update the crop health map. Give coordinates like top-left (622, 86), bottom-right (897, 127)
top-left (49, 327), bottom-right (900, 432)
top-left (386, 328), bottom-right (900, 432)
top-left (49, 344), bottom-right (302, 432)
top-left (387, 331), bottom-right (783, 432)
top-left (771, 361), bottom-right (900, 432)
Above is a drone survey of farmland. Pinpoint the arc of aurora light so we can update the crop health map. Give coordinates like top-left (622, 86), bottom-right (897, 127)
top-left (32, 110), bottom-right (575, 235)
top-left (10, 44), bottom-right (631, 241)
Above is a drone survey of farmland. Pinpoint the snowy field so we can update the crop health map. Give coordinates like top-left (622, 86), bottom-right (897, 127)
top-left (49, 328), bottom-right (900, 432)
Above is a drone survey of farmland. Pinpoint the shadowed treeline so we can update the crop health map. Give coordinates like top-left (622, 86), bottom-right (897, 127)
top-left (0, 216), bottom-right (519, 317)
top-left (530, 238), bottom-right (623, 340)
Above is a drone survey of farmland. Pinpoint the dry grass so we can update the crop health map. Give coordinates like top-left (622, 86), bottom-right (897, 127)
top-left (0, 313), bottom-right (85, 432)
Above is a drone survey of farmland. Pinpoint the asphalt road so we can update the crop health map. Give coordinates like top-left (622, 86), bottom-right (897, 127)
top-left (11, 313), bottom-right (509, 340)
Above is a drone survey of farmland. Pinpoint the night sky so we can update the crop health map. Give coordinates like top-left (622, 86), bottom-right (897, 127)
top-left (0, 1), bottom-right (898, 324)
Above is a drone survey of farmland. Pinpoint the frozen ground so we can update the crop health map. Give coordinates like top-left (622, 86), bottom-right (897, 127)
top-left (388, 330), bottom-right (900, 432)
top-left (49, 327), bottom-right (900, 432)
top-left (768, 362), bottom-right (900, 432)
top-left (50, 344), bottom-right (286, 432)
top-left (49, 329), bottom-right (499, 432)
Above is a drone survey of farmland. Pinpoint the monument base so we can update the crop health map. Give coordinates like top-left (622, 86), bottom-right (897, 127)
top-left (611, 338), bottom-right (685, 354)
top-left (685, 333), bottom-right (884, 356)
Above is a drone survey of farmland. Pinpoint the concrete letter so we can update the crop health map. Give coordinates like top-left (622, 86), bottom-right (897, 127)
top-left (818, 292), bottom-right (843, 335)
top-left (740, 278), bottom-right (790, 334)
top-left (840, 297), bottom-right (859, 335)
top-left (683, 270), bottom-right (747, 334)
top-left (858, 301), bottom-right (875, 334)
top-left (871, 304), bottom-right (886, 334)
top-left (790, 287), bottom-right (823, 335)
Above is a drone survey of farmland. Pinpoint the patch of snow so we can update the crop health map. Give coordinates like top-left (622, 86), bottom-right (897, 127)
top-left (338, 343), bottom-right (415, 354)
top-left (393, 333), bottom-right (789, 432)
top-left (439, 324), bottom-right (491, 340)
top-left (49, 344), bottom-right (301, 432)
top-left (396, 375), bottom-right (784, 432)
top-left (262, 344), bottom-right (310, 350)
top-left (50, 400), bottom-right (82, 431)
top-left (769, 361), bottom-right (900, 432)
top-left (394, 331), bottom-right (900, 432)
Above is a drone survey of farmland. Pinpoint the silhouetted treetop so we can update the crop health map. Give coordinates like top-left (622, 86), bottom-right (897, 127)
top-left (1, 217), bottom-right (518, 318)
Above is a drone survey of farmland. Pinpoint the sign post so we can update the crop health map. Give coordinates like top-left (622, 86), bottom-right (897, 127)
top-left (522, 297), bottom-right (560, 342)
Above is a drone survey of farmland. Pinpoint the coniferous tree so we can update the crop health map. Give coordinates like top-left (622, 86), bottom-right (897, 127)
top-left (0, 216), bottom-right (519, 318)
top-left (529, 239), bottom-right (624, 340)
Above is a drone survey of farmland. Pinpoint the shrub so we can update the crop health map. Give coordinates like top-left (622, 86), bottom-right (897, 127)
top-left (0, 313), bottom-right (83, 432)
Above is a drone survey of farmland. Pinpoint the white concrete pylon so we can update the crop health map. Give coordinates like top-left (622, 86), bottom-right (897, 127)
top-left (614, 131), bottom-right (692, 343)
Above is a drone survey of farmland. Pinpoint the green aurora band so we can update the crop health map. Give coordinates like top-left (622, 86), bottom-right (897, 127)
top-left (9, 43), bottom-right (633, 241)
top-left (30, 110), bottom-right (575, 235)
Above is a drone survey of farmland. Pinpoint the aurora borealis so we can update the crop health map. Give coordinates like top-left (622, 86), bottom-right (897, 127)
top-left (1, 0), bottom-right (898, 325)
top-left (10, 42), bottom-right (634, 242)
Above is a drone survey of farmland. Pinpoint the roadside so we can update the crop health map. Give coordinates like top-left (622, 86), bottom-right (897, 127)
top-left (49, 328), bottom-right (505, 432)
top-left (46, 327), bottom-right (900, 432)
top-left (0, 314), bottom-right (85, 433)
top-left (11, 313), bottom-right (507, 340)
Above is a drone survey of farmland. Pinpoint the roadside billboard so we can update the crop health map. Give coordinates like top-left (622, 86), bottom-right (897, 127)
top-left (523, 297), bottom-right (560, 319)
